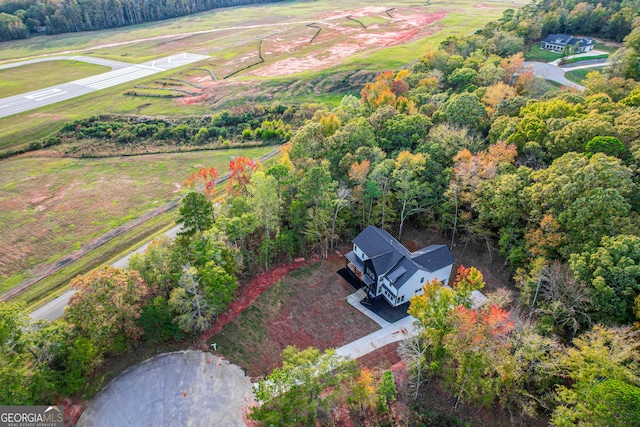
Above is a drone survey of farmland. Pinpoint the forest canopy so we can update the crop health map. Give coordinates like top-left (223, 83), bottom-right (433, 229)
top-left (0, 0), bottom-right (283, 41)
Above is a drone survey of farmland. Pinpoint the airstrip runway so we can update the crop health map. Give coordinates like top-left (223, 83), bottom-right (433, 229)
top-left (0, 52), bottom-right (209, 118)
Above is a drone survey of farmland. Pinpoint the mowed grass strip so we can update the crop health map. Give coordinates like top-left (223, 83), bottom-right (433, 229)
top-left (565, 66), bottom-right (605, 84)
top-left (209, 256), bottom-right (380, 378)
top-left (0, 146), bottom-right (273, 289)
top-left (0, 61), bottom-right (110, 98)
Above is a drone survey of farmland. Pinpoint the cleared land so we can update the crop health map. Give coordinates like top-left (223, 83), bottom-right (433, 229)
top-left (208, 226), bottom-right (515, 378)
top-left (0, 146), bottom-right (273, 290)
top-left (209, 255), bottom-right (380, 378)
top-left (0, 61), bottom-right (110, 98)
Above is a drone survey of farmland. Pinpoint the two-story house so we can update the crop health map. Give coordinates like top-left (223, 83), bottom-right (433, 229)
top-left (345, 226), bottom-right (455, 308)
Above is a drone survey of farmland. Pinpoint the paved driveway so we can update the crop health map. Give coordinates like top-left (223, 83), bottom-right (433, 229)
top-left (526, 62), bottom-right (584, 90)
top-left (77, 351), bottom-right (253, 427)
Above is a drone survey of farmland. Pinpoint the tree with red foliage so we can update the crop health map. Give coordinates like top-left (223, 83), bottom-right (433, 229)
top-left (226, 156), bottom-right (258, 196)
top-left (184, 167), bottom-right (219, 201)
top-left (445, 304), bottom-right (515, 408)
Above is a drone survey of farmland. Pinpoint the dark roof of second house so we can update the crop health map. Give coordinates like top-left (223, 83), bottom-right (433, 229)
top-left (543, 34), bottom-right (595, 47)
top-left (353, 226), bottom-right (455, 289)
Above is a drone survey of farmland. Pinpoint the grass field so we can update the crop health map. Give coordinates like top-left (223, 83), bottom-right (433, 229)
top-left (0, 1), bottom-right (514, 63)
top-left (0, 146), bottom-right (273, 291)
top-left (0, 61), bottom-right (109, 98)
top-left (565, 66), bottom-right (604, 84)
top-left (0, 0), bottom-right (515, 154)
top-left (594, 41), bottom-right (620, 53)
top-left (524, 44), bottom-right (562, 62)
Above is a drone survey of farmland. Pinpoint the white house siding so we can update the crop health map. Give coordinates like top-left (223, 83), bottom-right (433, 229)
top-left (383, 265), bottom-right (454, 307)
top-left (353, 244), bottom-right (368, 261)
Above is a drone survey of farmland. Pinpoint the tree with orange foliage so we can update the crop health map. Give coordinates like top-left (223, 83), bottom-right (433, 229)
top-left (226, 156), bottom-right (258, 196)
top-left (184, 166), bottom-right (219, 201)
top-left (452, 265), bottom-right (486, 308)
top-left (482, 82), bottom-right (517, 115)
top-left (361, 70), bottom-right (412, 110)
top-left (445, 304), bottom-right (515, 408)
top-left (446, 142), bottom-right (517, 252)
top-left (500, 52), bottom-right (527, 85)
top-left (348, 368), bottom-right (378, 416)
top-left (67, 267), bottom-right (151, 354)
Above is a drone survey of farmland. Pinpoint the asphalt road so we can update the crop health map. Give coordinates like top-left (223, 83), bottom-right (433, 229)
top-left (0, 52), bottom-right (209, 119)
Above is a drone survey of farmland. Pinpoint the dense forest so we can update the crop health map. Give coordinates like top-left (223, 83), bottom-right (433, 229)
top-left (0, 0), bottom-right (282, 41)
top-left (1, 3), bottom-right (640, 426)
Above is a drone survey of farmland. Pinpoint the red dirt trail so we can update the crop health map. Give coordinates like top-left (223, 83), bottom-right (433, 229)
top-left (197, 257), bottom-right (318, 347)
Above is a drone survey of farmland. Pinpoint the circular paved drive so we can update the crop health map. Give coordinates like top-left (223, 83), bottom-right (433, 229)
top-left (77, 350), bottom-right (254, 427)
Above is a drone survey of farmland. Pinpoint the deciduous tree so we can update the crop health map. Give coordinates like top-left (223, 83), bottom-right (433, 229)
top-left (66, 267), bottom-right (151, 354)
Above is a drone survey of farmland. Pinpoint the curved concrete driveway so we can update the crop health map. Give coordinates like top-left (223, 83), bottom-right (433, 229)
top-left (0, 55), bottom-right (131, 71)
top-left (526, 61), bottom-right (584, 90)
top-left (77, 351), bottom-right (254, 427)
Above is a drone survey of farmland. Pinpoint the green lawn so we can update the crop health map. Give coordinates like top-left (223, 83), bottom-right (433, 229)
top-left (0, 61), bottom-right (110, 98)
top-left (565, 66), bottom-right (605, 84)
top-left (594, 42), bottom-right (620, 54)
top-left (524, 44), bottom-right (562, 63)
top-left (561, 54), bottom-right (608, 65)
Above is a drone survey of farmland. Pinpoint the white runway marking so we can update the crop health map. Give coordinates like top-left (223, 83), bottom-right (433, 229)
top-left (25, 88), bottom-right (69, 101)
top-left (0, 52), bottom-right (209, 119)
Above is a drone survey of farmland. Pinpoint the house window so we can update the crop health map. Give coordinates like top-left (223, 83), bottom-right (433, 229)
top-left (420, 277), bottom-right (424, 283)
top-left (366, 267), bottom-right (375, 280)
top-left (415, 288), bottom-right (421, 294)
top-left (377, 286), bottom-right (381, 294)
top-left (400, 295), bottom-right (405, 302)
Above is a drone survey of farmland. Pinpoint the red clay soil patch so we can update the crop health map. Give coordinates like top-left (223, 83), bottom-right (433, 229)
top-left (250, 9), bottom-right (446, 77)
top-left (357, 342), bottom-right (401, 371)
top-left (197, 256), bottom-right (317, 347)
top-left (208, 255), bottom-right (380, 377)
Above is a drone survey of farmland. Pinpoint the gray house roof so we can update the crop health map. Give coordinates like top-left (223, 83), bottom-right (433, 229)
top-left (542, 34), bottom-right (595, 48)
top-left (352, 226), bottom-right (455, 290)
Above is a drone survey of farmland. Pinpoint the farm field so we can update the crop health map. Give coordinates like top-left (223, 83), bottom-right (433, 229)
top-left (0, 61), bottom-right (110, 98)
top-left (0, 146), bottom-right (273, 291)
